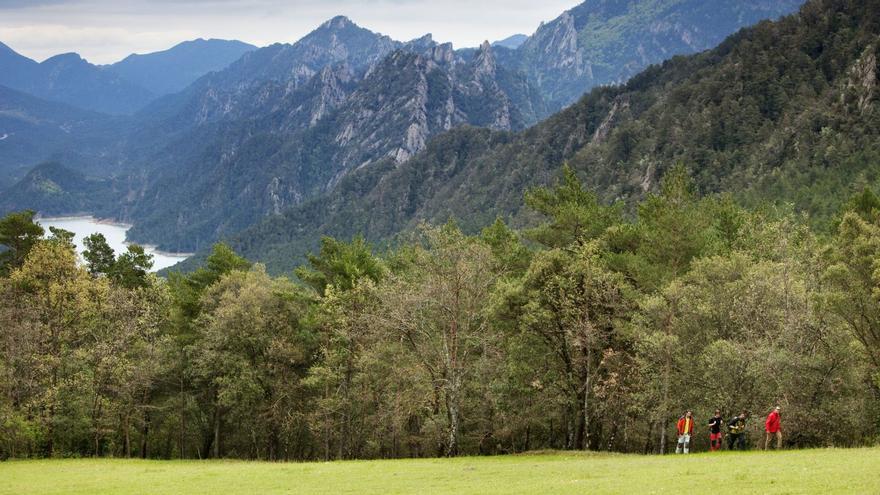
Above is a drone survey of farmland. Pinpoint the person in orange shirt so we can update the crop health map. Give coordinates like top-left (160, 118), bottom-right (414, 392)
top-left (675, 410), bottom-right (695, 454)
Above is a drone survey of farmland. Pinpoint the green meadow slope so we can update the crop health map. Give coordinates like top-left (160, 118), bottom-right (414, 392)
top-left (1, 448), bottom-right (877, 495)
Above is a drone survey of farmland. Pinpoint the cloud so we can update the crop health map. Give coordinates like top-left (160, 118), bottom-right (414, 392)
top-left (0, 0), bottom-right (578, 63)
top-left (0, 0), bottom-right (71, 8)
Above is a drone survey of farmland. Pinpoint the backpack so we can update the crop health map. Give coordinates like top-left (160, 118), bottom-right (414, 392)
top-left (728, 417), bottom-right (743, 434)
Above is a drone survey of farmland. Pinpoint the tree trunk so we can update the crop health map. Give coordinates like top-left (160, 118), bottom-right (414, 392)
top-left (565, 409), bottom-right (575, 450)
top-left (445, 374), bottom-right (461, 457)
top-left (583, 348), bottom-right (593, 450)
top-left (644, 421), bottom-right (655, 454)
top-left (659, 349), bottom-right (671, 455)
top-left (140, 409), bottom-right (150, 459)
top-left (178, 374), bottom-right (185, 459)
top-left (268, 425), bottom-right (279, 461)
top-left (213, 407), bottom-right (221, 459)
top-left (91, 391), bottom-right (102, 457)
top-left (323, 380), bottom-right (331, 461)
top-left (573, 385), bottom-right (587, 450)
top-left (123, 413), bottom-right (132, 458)
top-left (659, 420), bottom-right (668, 455)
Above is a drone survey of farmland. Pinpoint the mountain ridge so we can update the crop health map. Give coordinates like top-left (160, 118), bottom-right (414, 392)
top-left (198, 0), bottom-right (880, 274)
top-left (0, 46), bottom-right (155, 115)
top-left (105, 38), bottom-right (256, 96)
top-left (0, 1), bottom-right (814, 262)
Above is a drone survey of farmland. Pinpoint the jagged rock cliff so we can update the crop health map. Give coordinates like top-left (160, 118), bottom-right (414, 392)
top-left (122, 23), bottom-right (544, 251)
top-left (514, 0), bottom-right (804, 110)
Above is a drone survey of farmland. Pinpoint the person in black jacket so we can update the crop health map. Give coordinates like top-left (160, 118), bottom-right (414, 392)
top-left (708, 409), bottom-right (724, 452)
top-left (727, 411), bottom-right (749, 450)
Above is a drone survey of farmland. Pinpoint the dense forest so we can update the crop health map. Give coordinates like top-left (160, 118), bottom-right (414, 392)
top-left (1, 166), bottom-right (878, 460)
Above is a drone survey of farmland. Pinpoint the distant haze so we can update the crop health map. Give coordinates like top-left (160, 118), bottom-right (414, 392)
top-left (0, 0), bottom-right (577, 64)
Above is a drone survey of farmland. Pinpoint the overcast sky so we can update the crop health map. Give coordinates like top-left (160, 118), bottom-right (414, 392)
top-left (0, 0), bottom-right (578, 64)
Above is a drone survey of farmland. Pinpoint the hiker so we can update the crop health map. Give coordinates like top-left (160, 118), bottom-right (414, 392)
top-left (707, 409), bottom-right (724, 452)
top-left (675, 410), bottom-right (694, 454)
top-left (727, 411), bottom-right (749, 450)
top-left (764, 406), bottom-right (782, 450)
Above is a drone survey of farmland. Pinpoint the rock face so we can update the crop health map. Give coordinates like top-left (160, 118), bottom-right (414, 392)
top-left (138, 16), bottom-right (400, 130)
top-left (121, 22), bottom-right (545, 251)
top-left (844, 46), bottom-right (878, 114)
top-left (513, 0), bottom-right (804, 110)
top-left (330, 40), bottom-right (537, 168)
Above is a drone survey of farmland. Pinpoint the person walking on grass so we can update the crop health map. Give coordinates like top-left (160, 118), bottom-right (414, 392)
top-left (727, 410), bottom-right (749, 450)
top-left (708, 409), bottom-right (724, 452)
top-left (676, 410), bottom-right (694, 454)
top-left (764, 406), bottom-right (782, 450)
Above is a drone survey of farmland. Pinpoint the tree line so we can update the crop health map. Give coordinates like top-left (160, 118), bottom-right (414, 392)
top-left (1, 165), bottom-right (878, 460)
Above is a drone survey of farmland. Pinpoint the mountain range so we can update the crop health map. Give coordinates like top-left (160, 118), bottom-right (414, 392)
top-left (0, 38), bottom-right (254, 115)
top-left (105, 39), bottom-right (256, 96)
top-left (219, 0), bottom-right (880, 273)
top-left (0, 0), bottom-right (813, 271)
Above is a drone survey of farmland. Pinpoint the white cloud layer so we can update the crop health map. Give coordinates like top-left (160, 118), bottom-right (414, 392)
top-left (0, 0), bottom-right (577, 64)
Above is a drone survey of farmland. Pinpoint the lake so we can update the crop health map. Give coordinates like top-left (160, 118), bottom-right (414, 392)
top-left (38, 216), bottom-right (191, 272)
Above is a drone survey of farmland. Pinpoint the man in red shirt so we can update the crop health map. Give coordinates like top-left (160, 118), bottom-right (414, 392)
top-left (676, 410), bottom-right (695, 454)
top-left (764, 406), bottom-right (782, 450)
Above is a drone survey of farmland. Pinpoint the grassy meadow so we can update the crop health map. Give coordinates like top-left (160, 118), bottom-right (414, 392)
top-left (1, 447), bottom-right (877, 494)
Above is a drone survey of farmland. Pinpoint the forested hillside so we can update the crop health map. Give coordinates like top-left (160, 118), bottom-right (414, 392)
top-left (223, 0), bottom-right (880, 274)
top-left (0, 162), bottom-right (117, 216)
top-left (0, 86), bottom-right (114, 187)
top-left (2, 162), bottom-right (878, 459)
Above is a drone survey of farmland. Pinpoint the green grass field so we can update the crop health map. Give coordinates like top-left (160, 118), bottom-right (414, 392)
top-left (1, 448), bottom-right (878, 494)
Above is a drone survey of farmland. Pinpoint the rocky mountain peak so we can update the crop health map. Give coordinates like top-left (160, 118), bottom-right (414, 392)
top-left (407, 33), bottom-right (435, 49)
top-left (473, 41), bottom-right (497, 77)
top-left (528, 11), bottom-right (581, 71)
top-left (42, 52), bottom-right (87, 67)
top-left (429, 42), bottom-right (456, 65)
top-left (322, 15), bottom-right (353, 30)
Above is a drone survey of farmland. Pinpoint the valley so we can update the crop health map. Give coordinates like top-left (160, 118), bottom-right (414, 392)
top-left (0, 1), bottom-right (804, 271)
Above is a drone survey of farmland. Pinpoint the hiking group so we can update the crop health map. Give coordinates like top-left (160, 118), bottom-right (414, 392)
top-left (675, 406), bottom-right (782, 454)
